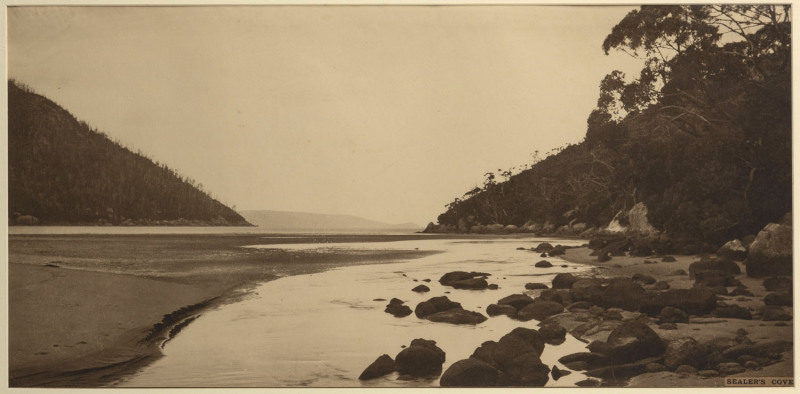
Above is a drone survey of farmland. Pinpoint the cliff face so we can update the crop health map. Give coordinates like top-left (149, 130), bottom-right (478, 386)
top-left (8, 81), bottom-right (250, 226)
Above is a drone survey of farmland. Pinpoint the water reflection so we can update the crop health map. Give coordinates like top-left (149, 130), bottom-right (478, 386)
top-left (116, 237), bottom-right (590, 387)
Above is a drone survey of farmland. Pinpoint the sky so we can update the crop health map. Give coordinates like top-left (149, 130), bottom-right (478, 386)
top-left (7, 5), bottom-right (646, 226)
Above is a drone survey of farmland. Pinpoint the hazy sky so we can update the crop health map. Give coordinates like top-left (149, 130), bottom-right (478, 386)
top-left (8, 5), bottom-right (645, 225)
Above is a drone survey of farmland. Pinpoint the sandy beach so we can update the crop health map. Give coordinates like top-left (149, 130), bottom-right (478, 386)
top-left (8, 234), bottom-right (793, 388)
top-left (8, 233), bottom-right (438, 387)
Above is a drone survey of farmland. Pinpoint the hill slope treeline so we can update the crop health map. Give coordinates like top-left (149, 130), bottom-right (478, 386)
top-left (433, 6), bottom-right (791, 252)
top-left (8, 80), bottom-right (251, 226)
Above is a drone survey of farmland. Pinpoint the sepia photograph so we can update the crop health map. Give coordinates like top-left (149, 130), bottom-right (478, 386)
top-left (5, 2), bottom-right (794, 389)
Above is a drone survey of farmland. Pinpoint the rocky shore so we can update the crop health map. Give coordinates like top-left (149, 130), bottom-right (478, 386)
top-left (360, 217), bottom-right (794, 387)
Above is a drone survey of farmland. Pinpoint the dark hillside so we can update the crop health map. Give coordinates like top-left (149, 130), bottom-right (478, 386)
top-left (431, 5), bottom-right (791, 251)
top-left (8, 80), bottom-right (251, 226)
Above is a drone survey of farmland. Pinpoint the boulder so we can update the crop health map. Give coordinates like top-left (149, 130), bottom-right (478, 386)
top-left (575, 379), bottom-right (602, 387)
top-left (663, 337), bottom-right (707, 369)
top-left (486, 303), bottom-right (517, 317)
top-left (566, 301), bottom-right (593, 311)
top-left (632, 273), bottom-right (657, 285)
top-left (762, 306), bottom-right (792, 321)
top-left (497, 294), bottom-right (535, 310)
top-left (394, 339), bottom-right (446, 377)
top-left (639, 286), bottom-right (717, 316)
top-left (385, 298), bottom-right (413, 317)
top-left (600, 278), bottom-right (646, 311)
top-left (502, 352), bottom-right (551, 386)
top-left (558, 352), bottom-right (611, 370)
top-left (548, 245), bottom-right (568, 256)
top-left (439, 358), bottom-right (500, 387)
top-left (764, 292), bottom-right (792, 306)
top-left (600, 321), bottom-right (666, 364)
top-left (694, 269), bottom-right (738, 287)
top-left (537, 289), bottom-right (563, 304)
top-left (538, 320), bottom-right (567, 345)
top-left (552, 273), bottom-right (578, 289)
top-left (551, 365), bottom-right (571, 380)
top-left (569, 278), bottom-right (604, 304)
top-left (411, 284), bottom-right (430, 293)
top-left (516, 301), bottom-right (565, 322)
top-left (452, 278), bottom-right (489, 290)
top-left (533, 242), bottom-right (554, 252)
top-left (711, 305), bottom-right (751, 320)
top-left (439, 271), bottom-right (491, 287)
top-left (763, 277), bottom-right (793, 292)
top-left (717, 239), bottom-right (747, 261)
top-left (425, 309), bottom-right (488, 325)
top-left (359, 354), bottom-right (395, 380)
top-left (658, 306), bottom-right (689, 324)
top-left (661, 256), bottom-right (677, 262)
top-left (535, 260), bottom-right (553, 268)
top-left (414, 296), bottom-right (462, 318)
top-left (746, 223), bottom-right (792, 277)
top-left (525, 282), bottom-right (548, 290)
top-left (653, 281), bottom-right (670, 290)
top-left (471, 328), bottom-right (546, 372)
top-left (689, 258), bottom-right (741, 278)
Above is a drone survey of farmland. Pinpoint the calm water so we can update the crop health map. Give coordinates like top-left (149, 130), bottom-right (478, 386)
top-left (7, 226), bottom-right (418, 235)
top-left (111, 236), bottom-right (592, 388)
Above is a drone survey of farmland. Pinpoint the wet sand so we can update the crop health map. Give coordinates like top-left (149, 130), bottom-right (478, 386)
top-left (8, 233), bottom-right (439, 387)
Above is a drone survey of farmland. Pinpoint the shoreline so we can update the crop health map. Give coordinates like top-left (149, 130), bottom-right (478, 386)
top-left (8, 234), bottom-right (440, 387)
top-left (556, 246), bottom-right (793, 387)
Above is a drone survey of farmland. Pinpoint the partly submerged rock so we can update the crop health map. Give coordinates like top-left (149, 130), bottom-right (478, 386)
top-left (425, 309), bottom-right (487, 325)
top-left (439, 358), bottom-right (500, 387)
top-left (385, 298), bottom-right (412, 317)
top-left (394, 338), bottom-right (446, 377)
top-left (358, 354), bottom-right (395, 380)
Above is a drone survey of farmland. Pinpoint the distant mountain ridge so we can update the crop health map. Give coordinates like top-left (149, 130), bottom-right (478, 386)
top-left (8, 80), bottom-right (251, 226)
top-left (240, 210), bottom-right (420, 232)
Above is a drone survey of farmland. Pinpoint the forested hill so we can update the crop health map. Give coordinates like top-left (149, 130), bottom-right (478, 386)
top-left (431, 6), bottom-right (791, 252)
top-left (8, 80), bottom-right (251, 226)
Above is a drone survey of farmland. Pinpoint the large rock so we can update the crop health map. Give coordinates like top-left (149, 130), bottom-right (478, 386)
top-left (425, 309), bottom-right (487, 325)
top-left (538, 320), bottom-right (567, 345)
top-left (552, 273), bottom-right (578, 289)
top-left (569, 278), bottom-right (604, 304)
top-left (600, 321), bottom-right (665, 364)
top-left (533, 242), bottom-right (554, 253)
top-left (472, 327), bottom-right (546, 368)
top-left (486, 303), bottom-right (517, 317)
top-left (713, 305), bottom-right (752, 320)
top-left (639, 286), bottom-right (717, 316)
top-left (497, 294), bottom-right (535, 310)
top-left (600, 278), bottom-right (646, 311)
top-left (764, 292), bottom-right (793, 306)
top-left (516, 301), bottom-right (564, 322)
top-left (694, 269), bottom-right (738, 287)
top-left (658, 306), bottom-right (689, 324)
top-left (689, 258), bottom-right (741, 278)
top-left (358, 354), bottom-right (395, 380)
top-left (394, 338), bottom-right (446, 377)
top-left (535, 260), bottom-right (553, 268)
top-left (537, 289), bottom-right (564, 304)
top-left (412, 284), bottom-right (430, 293)
top-left (439, 271), bottom-right (491, 287)
top-left (502, 352), bottom-right (551, 386)
top-left (746, 223), bottom-right (792, 277)
top-left (414, 296), bottom-right (462, 318)
top-left (439, 358), bottom-right (500, 387)
top-left (763, 277), bottom-right (793, 292)
top-left (717, 239), bottom-right (747, 261)
top-left (451, 278), bottom-right (489, 290)
top-left (385, 298), bottom-right (412, 317)
top-left (663, 337), bottom-right (707, 370)
top-left (558, 352), bottom-right (611, 370)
